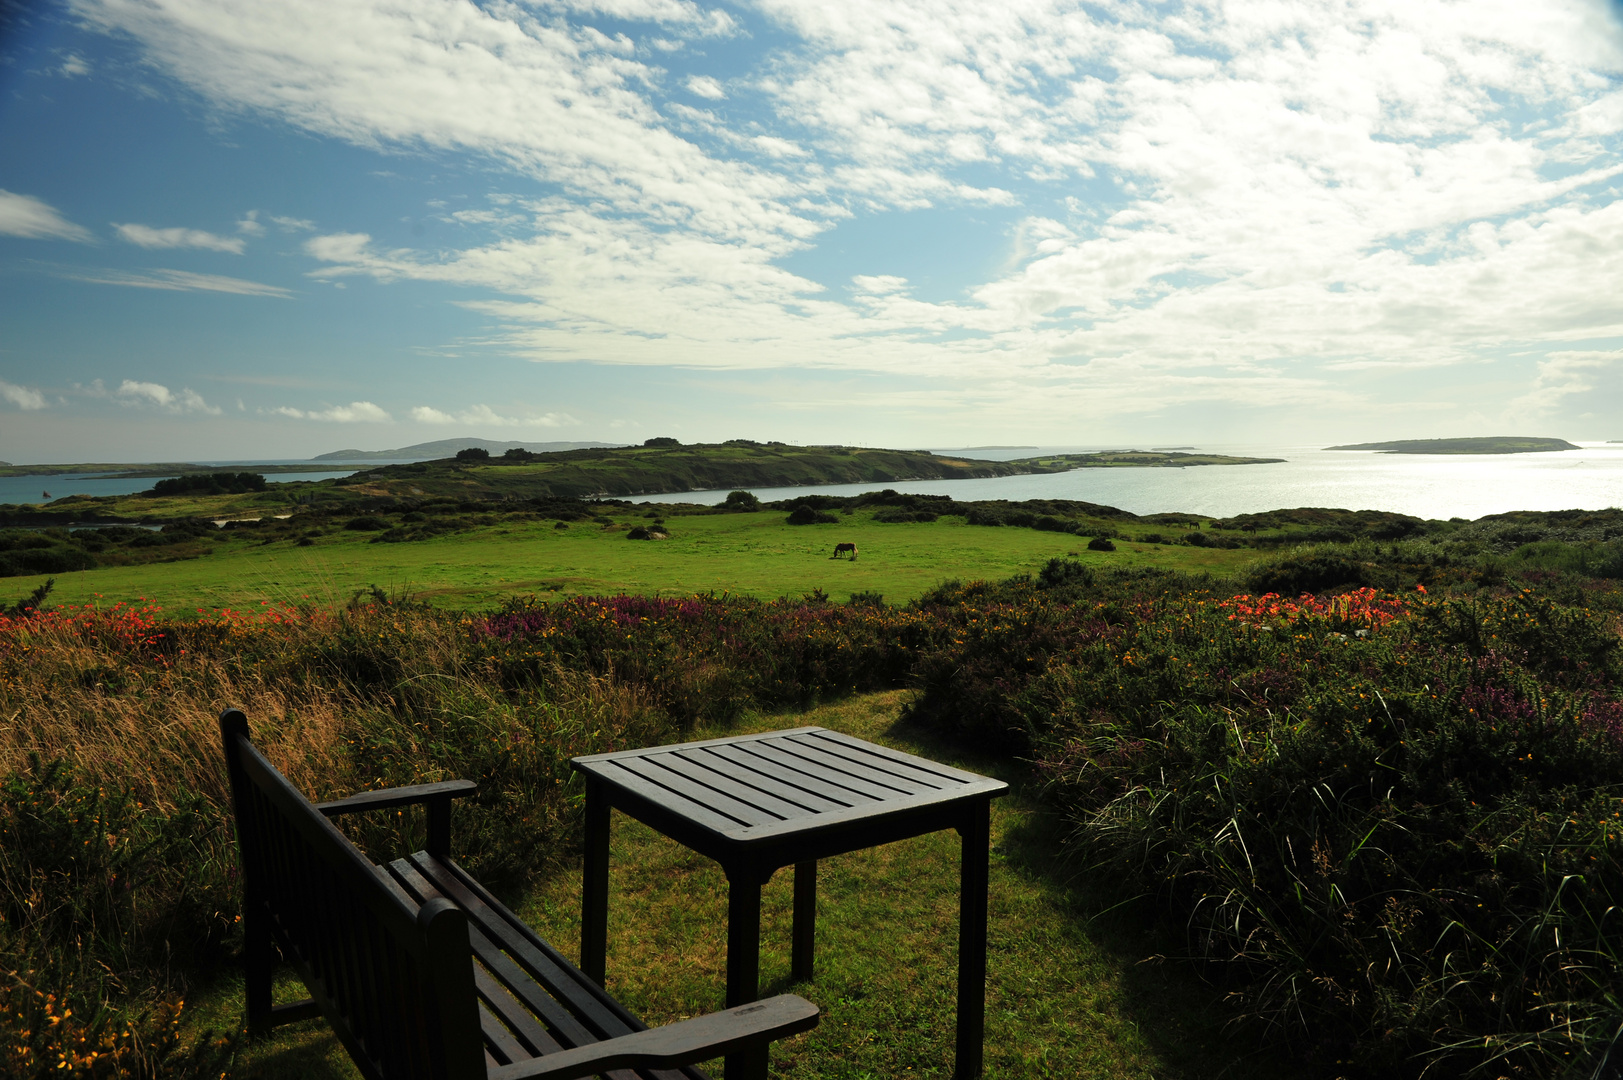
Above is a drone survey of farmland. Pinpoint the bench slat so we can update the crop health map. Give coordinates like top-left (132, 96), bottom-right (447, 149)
top-left (385, 860), bottom-right (609, 1053)
top-left (420, 858), bottom-right (704, 1080)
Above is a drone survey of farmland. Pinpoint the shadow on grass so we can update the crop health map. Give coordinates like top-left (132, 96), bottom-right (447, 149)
top-left (881, 707), bottom-right (1321, 1080)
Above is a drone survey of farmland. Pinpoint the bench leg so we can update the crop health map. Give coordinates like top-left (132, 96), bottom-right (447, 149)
top-left (791, 860), bottom-right (816, 983)
top-left (954, 800), bottom-right (991, 1079)
top-left (725, 869), bottom-right (766, 1080)
top-left (244, 901), bottom-right (274, 1037)
top-left (580, 778), bottom-right (611, 986)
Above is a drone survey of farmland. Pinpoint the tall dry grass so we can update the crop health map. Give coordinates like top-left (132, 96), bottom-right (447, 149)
top-left (0, 598), bottom-right (670, 1078)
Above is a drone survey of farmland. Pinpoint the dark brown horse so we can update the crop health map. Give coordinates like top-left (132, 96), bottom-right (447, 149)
top-left (832, 542), bottom-right (858, 560)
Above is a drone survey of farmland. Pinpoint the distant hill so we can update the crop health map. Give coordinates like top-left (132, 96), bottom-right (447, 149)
top-left (312, 438), bottom-right (628, 461)
top-left (1326, 437), bottom-right (1578, 455)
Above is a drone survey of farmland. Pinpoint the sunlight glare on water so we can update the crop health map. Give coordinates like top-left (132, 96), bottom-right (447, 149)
top-left (636, 444), bottom-right (1623, 519)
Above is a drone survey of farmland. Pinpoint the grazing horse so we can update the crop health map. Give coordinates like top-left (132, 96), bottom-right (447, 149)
top-left (832, 542), bottom-right (858, 560)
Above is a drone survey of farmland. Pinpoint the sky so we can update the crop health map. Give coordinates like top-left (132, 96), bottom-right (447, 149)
top-left (2, 0), bottom-right (1622, 463)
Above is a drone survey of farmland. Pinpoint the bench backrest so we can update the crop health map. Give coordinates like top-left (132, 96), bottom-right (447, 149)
top-left (220, 710), bottom-right (485, 1080)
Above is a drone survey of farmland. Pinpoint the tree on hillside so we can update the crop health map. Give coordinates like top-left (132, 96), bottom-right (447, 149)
top-left (456, 447), bottom-right (491, 461)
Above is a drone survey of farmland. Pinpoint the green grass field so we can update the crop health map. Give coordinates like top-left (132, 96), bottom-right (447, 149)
top-left (6, 510), bottom-right (1255, 611)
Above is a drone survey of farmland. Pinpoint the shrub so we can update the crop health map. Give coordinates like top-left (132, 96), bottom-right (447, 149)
top-left (147, 472), bottom-right (267, 497)
top-left (873, 508), bottom-right (938, 523)
top-left (455, 447), bottom-right (491, 461)
top-left (344, 516), bottom-right (389, 531)
top-left (643, 437), bottom-right (681, 448)
top-left (905, 579), bottom-right (1623, 1077)
top-left (1087, 537), bottom-right (1116, 552)
top-left (787, 505), bottom-right (838, 525)
top-left (1037, 558), bottom-right (1093, 589)
top-left (722, 490), bottom-right (761, 511)
top-left (1247, 550), bottom-right (1366, 594)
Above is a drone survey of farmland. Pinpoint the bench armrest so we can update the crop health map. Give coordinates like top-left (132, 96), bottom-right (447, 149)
top-left (486, 994), bottom-right (819, 1080)
top-left (317, 779), bottom-right (477, 856)
top-left (315, 779), bottom-right (477, 817)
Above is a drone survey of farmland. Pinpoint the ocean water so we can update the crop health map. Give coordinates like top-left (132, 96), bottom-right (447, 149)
top-left (633, 443), bottom-right (1623, 520)
top-left (0, 465), bottom-right (361, 507)
top-left (5, 445), bottom-right (1621, 519)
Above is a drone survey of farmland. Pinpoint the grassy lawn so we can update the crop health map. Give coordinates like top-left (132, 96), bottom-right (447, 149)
top-left (6, 511), bottom-right (1254, 611)
top-left (189, 691), bottom-right (1303, 1080)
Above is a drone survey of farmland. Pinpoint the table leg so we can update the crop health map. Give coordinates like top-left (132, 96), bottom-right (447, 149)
top-left (580, 777), bottom-right (610, 986)
top-left (792, 860), bottom-right (816, 982)
top-left (725, 869), bottom-right (766, 1080)
top-left (955, 800), bottom-right (991, 1079)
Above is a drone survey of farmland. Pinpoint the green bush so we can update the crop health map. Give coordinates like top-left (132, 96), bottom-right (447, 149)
top-left (786, 505), bottom-right (838, 525)
top-left (147, 472), bottom-right (266, 497)
top-left (906, 578), bottom-right (1623, 1077)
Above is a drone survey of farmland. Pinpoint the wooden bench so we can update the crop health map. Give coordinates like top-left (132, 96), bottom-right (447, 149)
top-left (220, 708), bottom-right (819, 1080)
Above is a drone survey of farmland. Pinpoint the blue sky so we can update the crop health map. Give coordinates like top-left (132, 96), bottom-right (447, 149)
top-left (2, 0), bottom-right (1623, 462)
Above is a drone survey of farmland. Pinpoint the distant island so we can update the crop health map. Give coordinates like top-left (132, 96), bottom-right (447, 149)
top-left (1151, 446), bottom-right (1198, 451)
top-left (1326, 437), bottom-right (1578, 455)
top-left (312, 438), bottom-right (628, 461)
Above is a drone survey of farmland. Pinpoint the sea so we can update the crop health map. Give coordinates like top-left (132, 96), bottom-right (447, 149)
top-left (635, 442), bottom-right (1623, 520)
top-left (4, 445), bottom-right (1622, 521)
top-left (0, 459), bottom-right (389, 507)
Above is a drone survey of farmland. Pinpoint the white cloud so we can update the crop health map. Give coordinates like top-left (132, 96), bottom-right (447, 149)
top-left (63, 267), bottom-right (292, 297)
top-left (272, 401), bottom-right (393, 422)
top-left (59, 54), bottom-right (91, 77)
top-left (0, 380), bottom-right (48, 411)
top-left (410, 404), bottom-right (579, 427)
top-left (237, 210), bottom-right (266, 236)
top-left (114, 222), bottom-right (246, 253)
top-left (271, 215), bottom-right (317, 232)
top-left (0, 190), bottom-right (92, 241)
top-left (686, 75), bottom-right (725, 99)
top-left (1515, 349), bottom-right (1623, 415)
top-left (69, 0), bottom-right (1623, 427)
top-left (116, 380), bottom-right (221, 414)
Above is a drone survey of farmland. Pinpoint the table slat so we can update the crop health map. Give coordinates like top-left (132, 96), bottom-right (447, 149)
top-left (618, 757), bottom-right (785, 827)
top-left (759, 736), bottom-right (943, 795)
top-left (652, 752), bottom-right (825, 819)
top-left (803, 729), bottom-right (983, 785)
top-left (693, 745), bottom-right (866, 812)
top-left (729, 741), bottom-right (913, 802)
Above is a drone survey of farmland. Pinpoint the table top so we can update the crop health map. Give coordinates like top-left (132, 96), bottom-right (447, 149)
top-left (572, 726), bottom-right (1007, 852)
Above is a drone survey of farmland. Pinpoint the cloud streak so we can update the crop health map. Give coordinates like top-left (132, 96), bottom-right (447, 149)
top-left (115, 222), bottom-right (246, 252)
top-left (63, 267), bottom-right (292, 297)
top-left (0, 190), bottom-right (92, 241)
top-left (271, 401), bottom-right (392, 422)
top-left (116, 380), bottom-right (221, 414)
top-left (410, 404), bottom-right (579, 427)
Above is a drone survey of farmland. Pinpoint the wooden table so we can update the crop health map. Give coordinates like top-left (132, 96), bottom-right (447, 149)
top-left (572, 726), bottom-right (1007, 1080)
